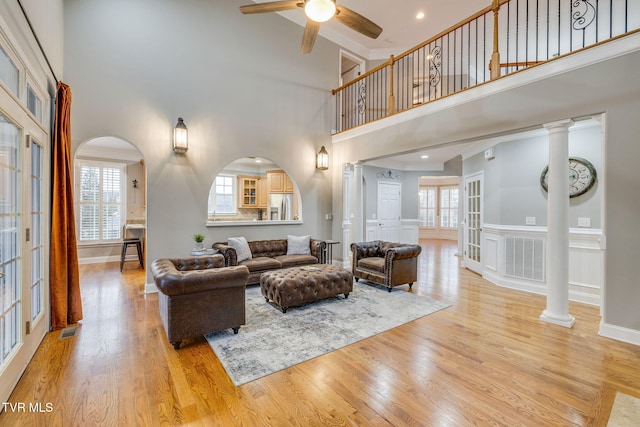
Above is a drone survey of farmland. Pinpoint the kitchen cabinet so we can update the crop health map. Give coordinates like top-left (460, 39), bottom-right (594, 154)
top-left (257, 177), bottom-right (268, 208)
top-left (238, 176), bottom-right (259, 208)
top-left (267, 170), bottom-right (294, 193)
top-left (238, 175), bottom-right (268, 209)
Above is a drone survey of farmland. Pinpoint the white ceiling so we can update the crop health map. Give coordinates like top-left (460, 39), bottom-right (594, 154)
top-left (244, 0), bottom-right (489, 60)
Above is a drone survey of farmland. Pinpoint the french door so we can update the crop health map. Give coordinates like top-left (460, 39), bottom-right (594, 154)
top-left (464, 172), bottom-right (483, 274)
top-left (0, 101), bottom-right (50, 404)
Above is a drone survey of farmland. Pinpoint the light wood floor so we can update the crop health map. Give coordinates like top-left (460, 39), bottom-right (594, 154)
top-left (3, 240), bottom-right (640, 426)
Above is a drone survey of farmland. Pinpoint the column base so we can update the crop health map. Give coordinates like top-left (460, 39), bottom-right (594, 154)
top-left (540, 310), bottom-right (575, 328)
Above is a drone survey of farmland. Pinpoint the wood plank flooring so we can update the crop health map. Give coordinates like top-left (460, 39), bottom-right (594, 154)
top-left (2, 240), bottom-right (640, 426)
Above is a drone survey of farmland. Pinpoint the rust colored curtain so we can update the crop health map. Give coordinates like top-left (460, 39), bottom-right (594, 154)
top-left (50, 82), bottom-right (83, 330)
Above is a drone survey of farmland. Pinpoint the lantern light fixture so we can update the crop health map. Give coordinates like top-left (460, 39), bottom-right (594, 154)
top-left (316, 145), bottom-right (329, 170)
top-left (173, 117), bottom-right (188, 153)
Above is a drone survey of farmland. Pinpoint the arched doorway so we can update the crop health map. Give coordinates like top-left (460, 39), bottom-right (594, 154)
top-left (73, 137), bottom-right (146, 270)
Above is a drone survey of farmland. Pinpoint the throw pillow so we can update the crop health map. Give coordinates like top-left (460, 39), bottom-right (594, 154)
top-left (287, 235), bottom-right (311, 255)
top-left (228, 236), bottom-right (252, 262)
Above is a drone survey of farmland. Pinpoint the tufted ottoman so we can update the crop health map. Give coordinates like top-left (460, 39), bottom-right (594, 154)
top-left (260, 265), bottom-right (353, 313)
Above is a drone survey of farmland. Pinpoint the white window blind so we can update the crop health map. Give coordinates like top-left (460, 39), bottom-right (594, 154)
top-left (440, 186), bottom-right (459, 229)
top-left (77, 161), bottom-right (125, 243)
top-left (418, 187), bottom-right (437, 228)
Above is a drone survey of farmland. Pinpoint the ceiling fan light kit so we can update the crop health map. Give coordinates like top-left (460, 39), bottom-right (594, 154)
top-left (239, 0), bottom-right (382, 54)
top-left (304, 0), bottom-right (336, 22)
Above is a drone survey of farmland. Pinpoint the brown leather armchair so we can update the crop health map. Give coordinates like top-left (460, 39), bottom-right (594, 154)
top-left (350, 241), bottom-right (422, 292)
top-left (151, 255), bottom-right (249, 349)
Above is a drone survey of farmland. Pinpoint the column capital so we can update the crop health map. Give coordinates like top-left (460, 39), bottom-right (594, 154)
top-left (591, 113), bottom-right (604, 124)
top-left (543, 119), bottom-right (574, 132)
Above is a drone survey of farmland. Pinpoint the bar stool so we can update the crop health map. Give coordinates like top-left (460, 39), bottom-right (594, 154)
top-left (120, 237), bottom-right (144, 271)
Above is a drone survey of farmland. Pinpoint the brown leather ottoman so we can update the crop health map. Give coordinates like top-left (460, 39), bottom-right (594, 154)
top-left (260, 265), bottom-right (353, 313)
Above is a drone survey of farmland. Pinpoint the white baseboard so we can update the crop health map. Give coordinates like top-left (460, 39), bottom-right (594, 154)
top-left (599, 322), bottom-right (640, 346)
top-left (483, 270), bottom-right (546, 296)
top-left (79, 254), bottom-right (142, 265)
top-left (145, 282), bottom-right (158, 293)
top-left (483, 271), bottom-right (600, 306)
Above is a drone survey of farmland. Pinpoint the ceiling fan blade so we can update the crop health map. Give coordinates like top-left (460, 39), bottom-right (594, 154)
top-left (239, 1), bottom-right (302, 14)
top-left (335, 6), bottom-right (383, 39)
top-left (301, 19), bottom-right (320, 54)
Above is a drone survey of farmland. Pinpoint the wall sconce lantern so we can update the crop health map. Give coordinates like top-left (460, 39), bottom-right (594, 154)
top-left (316, 145), bottom-right (329, 170)
top-left (173, 117), bottom-right (188, 153)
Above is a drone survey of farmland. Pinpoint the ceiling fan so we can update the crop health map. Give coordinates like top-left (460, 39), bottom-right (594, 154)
top-left (239, 0), bottom-right (383, 54)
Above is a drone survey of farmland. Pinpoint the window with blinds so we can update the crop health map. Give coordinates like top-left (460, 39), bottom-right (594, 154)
top-left (440, 186), bottom-right (459, 229)
top-left (209, 174), bottom-right (235, 215)
top-left (418, 187), bottom-right (437, 227)
top-left (76, 160), bottom-right (125, 243)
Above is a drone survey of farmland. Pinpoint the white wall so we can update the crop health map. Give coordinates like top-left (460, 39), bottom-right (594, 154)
top-left (64, 0), bottom-right (336, 284)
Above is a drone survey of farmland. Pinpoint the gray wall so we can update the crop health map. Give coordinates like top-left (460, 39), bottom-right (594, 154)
top-left (463, 125), bottom-right (602, 228)
top-left (361, 167), bottom-right (426, 221)
top-left (605, 101), bottom-right (640, 330)
top-left (331, 41), bottom-right (640, 333)
top-left (64, 0), bottom-right (336, 283)
top-left (362, 157), bottom-right (462, 222)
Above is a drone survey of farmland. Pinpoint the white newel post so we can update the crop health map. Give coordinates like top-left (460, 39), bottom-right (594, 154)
top-left (540, 119), bottom-right (575, 328)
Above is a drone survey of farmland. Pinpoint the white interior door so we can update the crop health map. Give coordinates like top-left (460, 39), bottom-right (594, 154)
top-left (464, 172), bottom-right (483, 274)
top-left (377, 181), bottom-right (401, 242)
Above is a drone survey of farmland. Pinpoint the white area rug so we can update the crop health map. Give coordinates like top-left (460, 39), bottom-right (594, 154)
top-left (608, 392), bottom-right (640, 426)
top-left (206, 282), bottom-right (450, 386)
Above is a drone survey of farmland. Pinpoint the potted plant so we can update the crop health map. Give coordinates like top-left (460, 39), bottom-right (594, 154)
top-left (193, 233), bottom-right (205, 251)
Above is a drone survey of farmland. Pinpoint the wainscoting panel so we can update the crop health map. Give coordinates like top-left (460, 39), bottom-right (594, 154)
top-left (482, 224), bottom-right (604, 306)
top-left (366, 220), bottom-right (377, 241)
top-left (400, 219), bottom-right (419, 244)
top-left (484, 235), bottom-right (498, 273)
top-left (365, 219), bottom-right (419, 244)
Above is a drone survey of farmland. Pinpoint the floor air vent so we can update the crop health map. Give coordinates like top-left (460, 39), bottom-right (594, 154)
top-left (59, 326), bottom-right (78, 340)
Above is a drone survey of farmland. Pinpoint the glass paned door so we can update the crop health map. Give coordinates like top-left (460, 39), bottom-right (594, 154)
top-left (464, 173), bottom-right (483, 274)
top-left (0, 112), bottom-right (21, 366)
top-left (30, 138), bottom-right (44, 321)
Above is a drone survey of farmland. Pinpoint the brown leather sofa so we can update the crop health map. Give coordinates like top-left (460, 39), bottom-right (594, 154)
top-left (151, 255), bottom-right (249, 349)
top-left (213, 238), bottom-right (326, 285)
top-left (350, 240), bottom-right (422, 292)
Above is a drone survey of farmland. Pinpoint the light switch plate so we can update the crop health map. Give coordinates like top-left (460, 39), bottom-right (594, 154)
top-left (578, 217), bottom-right (591, 227)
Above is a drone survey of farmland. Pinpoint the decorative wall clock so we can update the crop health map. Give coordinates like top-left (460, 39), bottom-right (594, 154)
top-left (540, 157), bottom-right (597, 198)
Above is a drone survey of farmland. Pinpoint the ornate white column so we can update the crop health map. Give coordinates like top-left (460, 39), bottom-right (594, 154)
top-left (342, 163), bottom-right (353, 267)
top-left (352, 162), bottom-right (364, 243)
top-left (540, 119), bottom-right (575, 328)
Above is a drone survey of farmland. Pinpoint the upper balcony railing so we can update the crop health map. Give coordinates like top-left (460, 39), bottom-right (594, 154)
top-left (332, 0), bottom-right (640, 134)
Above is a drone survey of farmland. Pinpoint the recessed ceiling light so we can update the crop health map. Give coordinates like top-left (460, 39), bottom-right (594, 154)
top-left (421, 155), bottom-right (429, 159)
top-left (255, 159), bottom-right (262, 163)
top-left (416, 11), bottom-right (425, 20)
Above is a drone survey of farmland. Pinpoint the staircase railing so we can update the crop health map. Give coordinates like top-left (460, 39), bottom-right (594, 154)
top-left (332, 0), bottom-right (640, 134)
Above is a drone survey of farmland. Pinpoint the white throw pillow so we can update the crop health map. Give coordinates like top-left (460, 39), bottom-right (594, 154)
top-left (228, 236), bottom-right (252, 262)
top-left (287, 235), bottom-right (311, 255)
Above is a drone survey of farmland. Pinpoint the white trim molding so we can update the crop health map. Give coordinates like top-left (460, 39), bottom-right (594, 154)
top-left (599, 322), bottom-right (640, 346)
top-left (482, 224), bottom-right (604, 306)
top-left (145, 282), bottom-right (158, 294)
